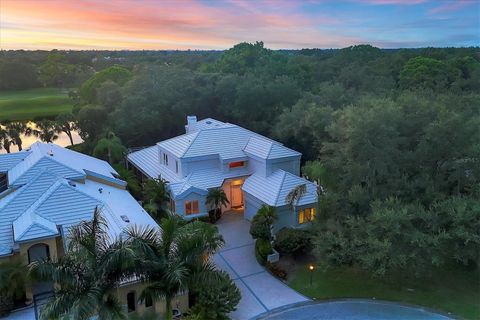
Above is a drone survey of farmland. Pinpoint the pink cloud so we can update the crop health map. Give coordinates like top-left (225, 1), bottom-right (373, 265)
top-left (428, 0), bottom-right (474, 14)
top-left (362, 0), bottom-right (426, 5)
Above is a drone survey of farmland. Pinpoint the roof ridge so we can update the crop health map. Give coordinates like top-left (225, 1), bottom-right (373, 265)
top-left (1, 169), bottom-right (58, 209)
top-left (273, 170), bottom-right (287, 206)
top-left (13, 179), bottom-right (63, 225)
top-left (181, 131), bottom-right (201, 157)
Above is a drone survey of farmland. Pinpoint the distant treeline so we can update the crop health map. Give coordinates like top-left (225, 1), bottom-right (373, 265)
top-left (1, 42), bottom-right (479, 276)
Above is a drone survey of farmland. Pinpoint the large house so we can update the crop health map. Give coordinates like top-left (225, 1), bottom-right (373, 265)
top-left (127, 116), bottom-right (318, 230)
top-left (0, 142), bottom-right (187, 317)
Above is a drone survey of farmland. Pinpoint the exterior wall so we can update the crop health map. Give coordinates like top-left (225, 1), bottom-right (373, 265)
top-left (244, 192), bottom-right (317, 232)
top-left (115, 282), bottom-right (188, 317)
top-left (158, 147), bottom-right (182, 178)
top-left (221, 181), bottom-right (233, 211)
top-left (18, 236), bottom-right (62, 301)
top-left (266, 156), bottom-right (301, 176)
top-left (176, 192), bottom-right (208, 218)
top-left (181, 157), bottom-right (219, 177)
top-left (247, 157), bottom-right (267, 177)
top-left (244, 192), bottom-right (264, 221)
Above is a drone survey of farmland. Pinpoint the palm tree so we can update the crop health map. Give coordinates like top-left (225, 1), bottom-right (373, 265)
top-left (286, 184), bottom-right (307, 216)
top-left (4, 122), bottom-right (30, 151)
top-left (126, 214), bottom-right (224, 320)
top-left (0, 260), bottom-right (30, 316)
top-left (55, 113), bottom-right (77, 146)
top-left (34, 207), bottom-right (135, 320)
top-left (93, 131), bottom-right (127, 164)
top-left (33, 120), bottom-right (61, 143)
top-left (142, 179), bottom-right (171, 222)
top-left (205, 188), bottom-right (229, 222)
top-left (0, 127), bottom-right (12, 153)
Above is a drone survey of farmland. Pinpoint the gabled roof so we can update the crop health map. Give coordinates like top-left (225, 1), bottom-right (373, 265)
top-left (6, 142), bottom-right (119, 187)
top-left (127, 146), bottom-right (181, 182)
top-left (244, 137), bottom-right (300, 160)
top-left (242, 170), bottom-right (318, 207)
top-left (13, 212), bottom-right (58, 242)
top-left (0, 151), bottom-right (31, 172)
top-left (0, 143), bottom-right (159, 257)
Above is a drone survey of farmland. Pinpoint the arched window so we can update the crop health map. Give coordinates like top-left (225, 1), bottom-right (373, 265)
top-left (127, 291), bottom-right (136, 312)
top-left (28, 243), bottom-right (50, 264)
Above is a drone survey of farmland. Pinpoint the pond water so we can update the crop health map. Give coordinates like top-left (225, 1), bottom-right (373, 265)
top-left (258, 299), bottom-right (452, 320)
top-left (0, 121), bottom-right (83, 154)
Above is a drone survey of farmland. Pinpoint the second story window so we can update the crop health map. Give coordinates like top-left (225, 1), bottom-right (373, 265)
top-left (229, 161), bottom-right (245, 169)
top-left (163, 153), bottom-right (168, 166)
top-left (185, 200), bottom-right (199, 215)
top-left (175, 160), bottom-right (179, 173)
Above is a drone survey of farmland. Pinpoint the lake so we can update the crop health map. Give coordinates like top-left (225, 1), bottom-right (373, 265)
top-left (0, 121), bottom-right (83, 154)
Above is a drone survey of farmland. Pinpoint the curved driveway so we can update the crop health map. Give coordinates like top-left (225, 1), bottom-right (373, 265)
top-left (213, 212), bottom-right (309, 320)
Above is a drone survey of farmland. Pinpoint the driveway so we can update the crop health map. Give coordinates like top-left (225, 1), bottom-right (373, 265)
top-left (214, 212), bottom-right (309, 320)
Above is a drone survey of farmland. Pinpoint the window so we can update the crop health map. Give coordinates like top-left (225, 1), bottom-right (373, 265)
top-left (170, 198), bottom-right (176, 213)
top-left (185, 200), bottom-right (199, 215)
top-left (229, 161), bottom-right (245, 169)
top-left (127, 291), bottom-right (136, 312)
top-left (175, 160), bottom-right (179, 173)
top-left (298, 207), bottom-right (316, 224)
top-left (163, 153), bottom-right (169, 165)
top-left (0, 173), bottom-right (7, 193)
top-left (28, 243), bottom-right (50, 264)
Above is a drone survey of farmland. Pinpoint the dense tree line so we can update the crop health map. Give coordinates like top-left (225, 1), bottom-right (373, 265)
top-left (1, 42), bottom-right (479, 278)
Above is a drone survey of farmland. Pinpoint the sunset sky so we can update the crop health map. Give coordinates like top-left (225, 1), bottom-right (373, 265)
top-left (1, 0), bottom-right (478, 50)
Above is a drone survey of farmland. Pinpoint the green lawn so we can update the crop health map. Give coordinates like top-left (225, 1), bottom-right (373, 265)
top-left (288, 263), bottom-right (479, 319)
top-left (0, 88), bottom-right (73, 121)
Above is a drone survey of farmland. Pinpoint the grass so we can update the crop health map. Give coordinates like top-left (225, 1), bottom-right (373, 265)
top-left (288, 262), bottom-right (480, 319)
top-left (0, 88), bottom-right (73, 121)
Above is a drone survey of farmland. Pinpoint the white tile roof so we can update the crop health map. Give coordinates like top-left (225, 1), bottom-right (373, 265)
top-left (7, 142), bottom-right (118, 186)
top-left (242, 170), bottom-right (318, 207)
top-left (244, 137), bottom-right (301, 160)
top-left (155, 118), bottom-right (299, 160)
top-left (127, 146), bottom-right (181, 182)
top-left (0, 151), bottom-right (31, 172)
top-left (0, 142), bottom-right (159, 257)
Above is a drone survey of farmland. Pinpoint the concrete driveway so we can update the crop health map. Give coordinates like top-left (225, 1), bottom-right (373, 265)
top-left (213, 212), bottom-right (309, 320)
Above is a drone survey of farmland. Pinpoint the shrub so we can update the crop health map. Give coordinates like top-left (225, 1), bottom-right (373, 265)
top-left (266, 262), bottom-right (287, 281)
top-left (274, 228), bottom-right (312, 256)
top-left (255, 238), bottom-right (273, 265)
top-left (249, 205), bottom-right (277, 240)
top-left (189, 270), bottom-right (241, 320)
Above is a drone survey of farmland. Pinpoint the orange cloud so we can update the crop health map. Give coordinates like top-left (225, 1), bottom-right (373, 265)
top-left (0, 0), bottom-right (356, 50)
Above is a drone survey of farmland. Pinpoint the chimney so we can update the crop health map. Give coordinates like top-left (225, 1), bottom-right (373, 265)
top-left (185, 115), bottom-right (197, 133)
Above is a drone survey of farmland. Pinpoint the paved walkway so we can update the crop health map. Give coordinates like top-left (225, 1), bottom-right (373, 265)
top-left (213, 212), bottom-right (309, 320)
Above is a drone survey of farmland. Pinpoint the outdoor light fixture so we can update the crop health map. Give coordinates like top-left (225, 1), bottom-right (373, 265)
top-left (308, 264), bottom-right (315, 286)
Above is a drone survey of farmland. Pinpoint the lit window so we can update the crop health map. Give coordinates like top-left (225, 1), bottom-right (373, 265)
top-left (127, 291), bottom-right (136, 312)
top-left (229, 161), bottom-right (245, 168)
top-left (185, 200), bottom-right (199, 215)
top-left (298, 208), bottom-right (316, 224)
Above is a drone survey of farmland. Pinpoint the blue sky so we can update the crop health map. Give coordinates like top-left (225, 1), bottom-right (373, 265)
top-left (1, 0), bottom-right (479, 50)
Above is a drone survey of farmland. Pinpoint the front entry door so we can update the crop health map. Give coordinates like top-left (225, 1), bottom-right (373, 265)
top-left (231, 184), bottom-right (243, 208)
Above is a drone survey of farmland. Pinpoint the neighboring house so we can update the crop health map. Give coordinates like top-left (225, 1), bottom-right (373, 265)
top-left (0, 142), bottom-right (187, 317)
top-left (127, 116), bottom-right (318, 231)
